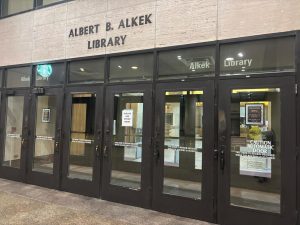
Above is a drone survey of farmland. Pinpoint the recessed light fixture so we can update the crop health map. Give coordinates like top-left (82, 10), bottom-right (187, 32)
top-left (177, 55), bottom-right (182, 60)
top-left (225, 57), bottom-right (234, 61)
top-left (238, 52), bottom-right (244, 58)
top-left (131, 66), bottom-right (138, 70)
top-left (80, 68), bottom-right (85, 72)
top-left (118, 65), bottom-right (122, 69)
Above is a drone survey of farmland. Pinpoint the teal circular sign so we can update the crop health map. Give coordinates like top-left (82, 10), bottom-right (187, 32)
top-left (37, 64), bottom-right (53, 78)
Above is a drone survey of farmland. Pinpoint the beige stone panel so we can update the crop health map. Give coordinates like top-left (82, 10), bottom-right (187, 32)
top-left (32, 21), bottom-right (66, 62)
top-left (34, 3), bottom-right (67, 26)
top-left (107, 0), bottom-right (155, 10)
top-left (156, 0), bottom-right (217, 47)
top-left (0, 13), bottom-right (34, 66)
top-left (218, 0), bottom-right (300, 40)
top-left (105, 2), bottom-right (156, 54)
top-left (67, 0), bottom-right (107, 20)
top-left (66, 13), bottom-right (106, 59)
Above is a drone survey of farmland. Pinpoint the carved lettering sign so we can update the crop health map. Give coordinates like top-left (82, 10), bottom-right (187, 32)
top-left (68, 14), bottom-right (153, 50)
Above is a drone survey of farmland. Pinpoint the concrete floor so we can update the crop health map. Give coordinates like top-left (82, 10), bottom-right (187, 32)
top-left (0, 178), bottom-right (215, 225)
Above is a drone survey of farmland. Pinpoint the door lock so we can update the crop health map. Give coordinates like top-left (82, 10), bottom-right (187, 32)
top-left (220, 145), bottom-right (225, 170)
top-left (103, 146), bottom-right (108, 158)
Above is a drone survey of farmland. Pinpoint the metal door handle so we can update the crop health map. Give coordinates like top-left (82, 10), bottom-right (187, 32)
top-left (154, 141), bottom-right (160, 160)
top-left (220, 145), bottom-right (225, 170)
top-left (95, 145), bottom-right (100, 158)
top-left (55, 141), bottom-right (60, 153)
top-left (103, 146), bottom-right (108, 158)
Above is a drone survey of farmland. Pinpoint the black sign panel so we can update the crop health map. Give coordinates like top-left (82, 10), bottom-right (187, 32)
top-left (245, 104), bottom-right (264, 125)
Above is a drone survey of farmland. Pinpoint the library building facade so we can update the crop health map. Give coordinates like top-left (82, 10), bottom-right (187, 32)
top-left (0, 0), bottom-right (300, 225)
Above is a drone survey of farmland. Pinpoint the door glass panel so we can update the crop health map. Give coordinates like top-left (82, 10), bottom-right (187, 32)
top-left (111, 93), bottom-right (143, 189)
top-left (163, 91), bottom-right (203, 199)
top-left (230, 88), bottom-right (281, 213)
top-left (33, 96), bottom-right (57, 173)
top-left (3, 96), bottom-right (24, 168)
top-left (68, 93), bottom-right (96, 181)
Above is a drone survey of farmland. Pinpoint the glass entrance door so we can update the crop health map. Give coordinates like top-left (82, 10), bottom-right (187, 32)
top-left (102, 84), bottom-right (152, 207)
top-left (61, 86), bottom-right (103, 197)
top-left (152, 80), bottom-right (215, 221)
top-left (27, 87), bottom-right (63, 188)
top-left (0, 90), bottom-right (30, 181)
top-left (218, 77), bottom-right (297, 225)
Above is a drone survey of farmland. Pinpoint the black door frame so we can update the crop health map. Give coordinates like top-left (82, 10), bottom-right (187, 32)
top-left (26, 87), bottom-right (63, 189)
top-left (101, 83), bottom-right (153, 208)
top-left (152, 79), bottom-right (216, 222)
top-left (218, 75), bottom-right (297, 225)
top-left (0, 88), bottom-right (31, 182)
top-left (61, 85), bottom-right (103, 197)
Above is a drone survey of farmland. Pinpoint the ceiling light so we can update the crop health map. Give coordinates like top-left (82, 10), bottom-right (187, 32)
top-left (118, 65), bottom-right (122, 69)
top-left (131, 66), bottom-right (138, 70)
top-left (181, 79), bottom-right (185, 82)
top-left (238, 52), bottom-right (244, 58)
top-left (225, 57), bottom-right (234, 61)
top-left (192, 69), bottom-right (196, 72)
top-left (241, 69), bottom-right (245, 72)
top-left (177, 55), bottom-right (182, 60)
top-left (80, 68), bottom-right (85, 72)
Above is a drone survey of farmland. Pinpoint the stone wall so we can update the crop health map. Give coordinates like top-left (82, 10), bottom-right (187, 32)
top-left (0, 0), bottom-right (299, 66)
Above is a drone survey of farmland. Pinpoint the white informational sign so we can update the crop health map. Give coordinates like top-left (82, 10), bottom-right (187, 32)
top-left (42, 108), bottom-right (51, 123)
top-left (238, 140), bottom-right (274, 178)
top-left (122, 109), bottom-right (133, 127)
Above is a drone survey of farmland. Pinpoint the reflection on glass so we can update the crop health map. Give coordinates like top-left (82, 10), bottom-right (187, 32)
top-left (69, 59), bottom-right (105, 83)
top-left (220, 37), bottom-right (295, 75)
top-left (33, 96), bottom-right (57, 173)
top-left (111, 93), bottom-right (143, 189)
top-left (35, 63), bottom-right (65, 86)
top-left (6, 67), bottom-right (31, 88)
top-left (3, 96), bottom-right (24, 168)
top-left (163, 91), bottom-right (203, 199)
top-left (40, 0), bottom-right (63, 6)
top-left (159, 46), bottom-right (215, 79)
top-left (230, 88), bottom-right (281, 213)
top-left (68, 93), bottom-right (96, 181)
top-left (1, 0), bottom-right (34, 16)
top-left (109, 54), bottom-right (153, 82)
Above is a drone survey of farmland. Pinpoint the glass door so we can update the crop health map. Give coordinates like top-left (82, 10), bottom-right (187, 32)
top-left (0, 89), bottom-right (30, 181)
top-left (101, 84), bottom-right (152, 208)
top-left (218, 76), bottom-right (297, 225)
top-left (152, 80), bottom-right (216, 222)
top-left (26, 87), bottom-right (63, 188)
top-left (61, 86), bottom-right (103, 197)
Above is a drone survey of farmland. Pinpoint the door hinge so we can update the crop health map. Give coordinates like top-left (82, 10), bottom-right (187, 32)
top-left (295, 84), bottom-right (298, 95)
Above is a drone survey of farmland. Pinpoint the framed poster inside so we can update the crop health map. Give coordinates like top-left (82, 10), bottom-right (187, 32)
top-left (42, 108), bottom-right (51, 123)
top-left (245, 104), bottom-right (264, 125)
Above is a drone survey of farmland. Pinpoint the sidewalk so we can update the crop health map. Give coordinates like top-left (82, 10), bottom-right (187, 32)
top-left (0, 178), bottom-right (215, 225)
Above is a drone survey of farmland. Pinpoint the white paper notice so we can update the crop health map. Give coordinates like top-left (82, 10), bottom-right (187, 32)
top-left (122, 109), bottom-right (133, 127)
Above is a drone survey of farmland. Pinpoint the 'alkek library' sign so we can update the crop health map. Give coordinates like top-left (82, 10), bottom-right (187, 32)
top-left (68, 14), bottom-right (153, 49)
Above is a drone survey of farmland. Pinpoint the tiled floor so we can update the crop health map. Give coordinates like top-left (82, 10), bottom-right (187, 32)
top-left (0, 178), bottom-right (215, 225)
